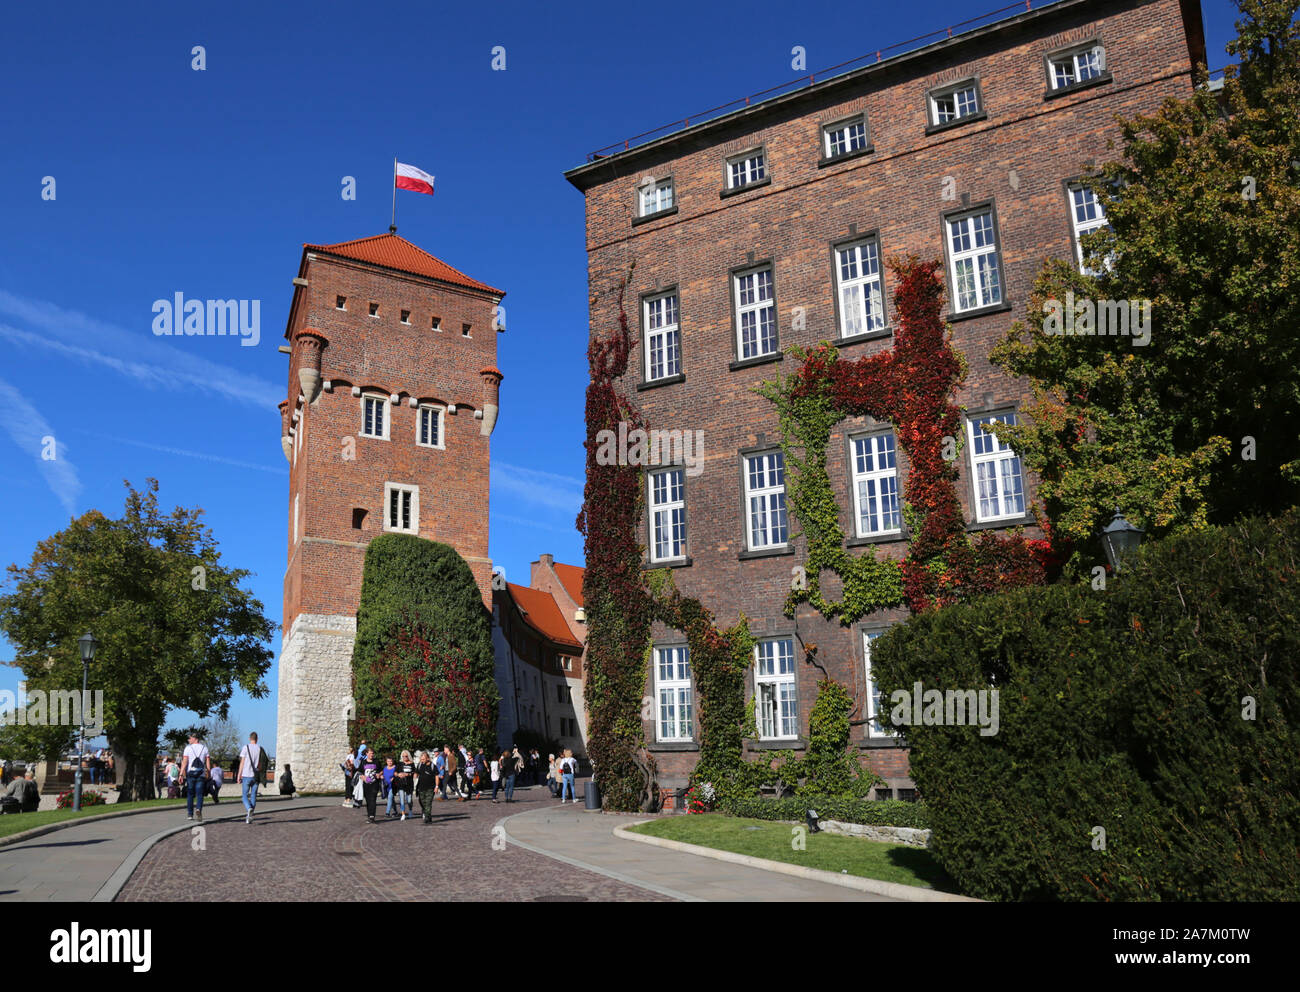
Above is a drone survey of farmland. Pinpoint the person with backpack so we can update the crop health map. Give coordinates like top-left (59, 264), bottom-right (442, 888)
top-left (278, 763), bottom-right (298, 797)
top-left (207, 762), bottom-right (224, 803)
top-left (414, 750), bottom-right (438, 823)
top-left (238, 732), bottom-right (264, 824)
top-left (165, 755), bottom-right (181, 798)
top-left (560, 749), bottom-right (578, 803)
top-left (181, 732), bottom-right (211, 822)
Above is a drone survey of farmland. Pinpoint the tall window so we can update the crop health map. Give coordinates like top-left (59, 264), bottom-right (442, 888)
top-left (643, 292), bottom-right (681, 382)
top-left (639, 178), bottom-right (674, 216)
top-left (417, 405), bottom-right (443, 448)
top-left (648, 468), bottom-right (686, 562)
top-left (823, 116), bottom-right (868, 158)
top-left (361, 394), bottom-right (388, 439)
top-left (1049, 45), bottom-right (1104, 89)
top-left (851, 433), bottom-right (901, 537)
top-left (968, 414), bottom-right (1026, 522)
top-left (726, 150), bottom-right (766, 189)
top-left (293, 493), bottom-right (299, 543)
top-left (384, 482), bottom-right (419, 534)
top-left (755, 638), bottom-right (797, 740)
top-left (744, 452), bottom-right (788, 550)
top-left (946, 209), bottom-right (1002, 312)
top-left (863, 630), bottom-right (896, 739)
top-left (930, 82), bottom-right (980, 125)
top-left (1068, 184), bottom-right (1110, 274)
top-left (654, 645), bottom-right (693, 742)
top-left (734, 267), bottom-right (776, 359)
top-left (835, 239), bottom-right (885, 337)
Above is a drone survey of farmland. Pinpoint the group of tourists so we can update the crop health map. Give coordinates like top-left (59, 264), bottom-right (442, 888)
top-left (162, 731), bottom-right (294, 825)
top-left (341, 741), bottom-right (582, 824)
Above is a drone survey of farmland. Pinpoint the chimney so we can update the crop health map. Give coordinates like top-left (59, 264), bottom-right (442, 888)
top-left (479, 366), bottom-right (503, 436)
top-left (295, 329), bottom-right (328, 404)
top-left (277, 400), bottom-right (291, 461)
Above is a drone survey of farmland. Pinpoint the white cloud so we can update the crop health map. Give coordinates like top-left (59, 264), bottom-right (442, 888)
top-left (73, 430), bottom-right (287, 476)
top-left (0, 376), bottom-right (81, 516)
top-left (491, 461), bottom-right (583, 515)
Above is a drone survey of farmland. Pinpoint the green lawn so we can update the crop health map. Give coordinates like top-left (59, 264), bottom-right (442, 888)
top-left (0, 797), bottom-right (187, 840)
top-left (628, 814), bottom-right (958, 892)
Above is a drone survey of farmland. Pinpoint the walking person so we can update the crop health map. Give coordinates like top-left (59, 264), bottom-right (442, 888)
top-left (382, 756), bottom-right (398, 818)
top-left (165, 754), bottom-right (181, 799)
top-left (207, 762), bottom-right (224, 804)
top-left (279, 763), bottom-right (298, 797)
top-left (434, 747), bottom-right (447, 799)
top-left (414, 750), bottom-right (438, 824)
top-left (441, 746), bottom-right (458, 800)
top-left (341, 756), bottom-right (356, 807)
top-left (560, 749), bottom-right (578, 803)
top-left (546, 753), bottom-right (559, 797)
top-left (393, 750), bottom-right (415, 821)
top-left (360, 748), bottom-right (381, 823)
top-left (462, 749), bottom-right (479, 802)
top-left (504, 747), bottom-right (522, 803)
top-left (181, 732), bottom-right (211, 822)
top-left (238, 732), bottom-right (263, 824)
top-left (489, 752), bottom-right (502, 802)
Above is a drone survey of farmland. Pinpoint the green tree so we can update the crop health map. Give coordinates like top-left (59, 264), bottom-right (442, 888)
top-left (0, 480), bottom-right (275, 800)
top-left (991, 0), bottom-right (1300, 570)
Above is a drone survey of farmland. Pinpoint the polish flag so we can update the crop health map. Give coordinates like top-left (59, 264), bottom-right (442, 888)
top-left (395, 162), bottom-right (435, 196)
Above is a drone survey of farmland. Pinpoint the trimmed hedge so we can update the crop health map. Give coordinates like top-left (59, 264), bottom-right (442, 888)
top-left (350, 535), bottom-right (497, 753)
top-left (871, 511), bottom-right (1300, 901)
top-left (718, 796), bottom-right (930, 830)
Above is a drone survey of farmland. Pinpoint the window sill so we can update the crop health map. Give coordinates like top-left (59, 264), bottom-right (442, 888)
top-left (834, 327), bottom-right (893, 348)
top-left (1043, 71), bottom-right (1113, 101)
top-left (747, 738), bottom-right (806, 751)
top-left (966, 514), bottom-right (1034, 533)
top-left (644, 556), bottom-right (692, 570)
top-left (846, 532), bottom-right (907, 548)
top-left (637, 373), bottom-right (685, 392)
top-left (632, 205), bottom-right (680, 227)
top-left (738, 545), bottom-right (794, 561)
top-left (860, 736), bottom-right (906, 749)
top-left (946, 299), bottom-right (1013, 323)
top-left (816, 145), bottom-right (874, 168)
top-left (719, 176), bottom-right (772, 199)
top-left (728, 351), bottom-right (782, 372)
top-left (925, 110), bottom-right (988, 136)
top-left (647, 741), bottom-right (699, 753)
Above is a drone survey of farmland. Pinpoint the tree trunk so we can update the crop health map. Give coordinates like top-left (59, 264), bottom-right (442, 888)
top-left (112, 729), bottom-right (158, 803)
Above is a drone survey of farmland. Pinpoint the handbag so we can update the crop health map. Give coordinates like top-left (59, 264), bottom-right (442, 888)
top-left (353, 776), bottom-right (364, 802)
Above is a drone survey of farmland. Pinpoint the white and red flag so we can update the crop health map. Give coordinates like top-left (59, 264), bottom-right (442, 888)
top-left (394, 161), bottom-right (435, 195)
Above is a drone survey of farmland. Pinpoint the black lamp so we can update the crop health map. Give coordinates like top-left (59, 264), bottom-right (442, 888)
top-left (806, 808), bottom-right (821, 834)
top-left (1100, 508), bottom-right (1144, 574)
top-left (73, 633), bottom-right (97, 811)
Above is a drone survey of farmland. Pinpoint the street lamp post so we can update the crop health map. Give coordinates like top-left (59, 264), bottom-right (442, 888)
top-left (1100, 508), bottom-right (1145, 575)
top-left (74, 633), bottom-right (97, 812)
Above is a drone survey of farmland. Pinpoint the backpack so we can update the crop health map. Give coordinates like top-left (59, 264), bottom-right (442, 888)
top-left (187, 749), bottom-right (205, 776)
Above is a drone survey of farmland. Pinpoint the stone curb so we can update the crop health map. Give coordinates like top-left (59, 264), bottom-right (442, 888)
top-left (0, 794), bottom-right (304, 851)
top-left (613, 823), bottom-right (981, 902)
top-left (495, 809), bottom-right (703, 902)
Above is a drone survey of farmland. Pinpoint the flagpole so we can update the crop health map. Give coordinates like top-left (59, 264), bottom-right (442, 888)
top-left (390, 157), bottom-right (397, 233)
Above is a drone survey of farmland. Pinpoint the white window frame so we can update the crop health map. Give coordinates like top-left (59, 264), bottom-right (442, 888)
top-left (968, 413), bottom-right (1027, 523)
top-left (733, 266), bottom-right (776, 360)
top-left (643, 291), bottom-right (682, 382)
top-left (383, 482), bottom-right (419, 534)
top-left (416, 404), bottom-right (445, 450)
top-left (863, 630), bottom-right (897, 739)
top-left (726, 149), bottom-right (766, 189)
top-left (648, 467), bottom-right (687, 562)
top-left (851, 433), bottom-right (902, 537)
top-left (929, 82), bottom-right (980, 126)
top-left (823, 115), bottom-right (869, 159)
top-left (560, 657), bottom-right (573, 672)
top-left (835, 238), bottom-right (886, 337)
top-left (1068, 183), bottom-right (1110, 274)
top-left (360, 393), bottom-right (389, 440)
top-left (755, 638), bottom-right (797, 740)
top-left (743, 451), bottom-right (788, 551)
top-left (293, 493), bottom-right (300, 543)
top-left (1048, 44), bottom-right (1105, 90)
top-left (946, 208), bottom-right (1003, 313)
top-left (653, 645), bottom-right (693, 743)
top-left (638, 177), bottom-right (674, 217)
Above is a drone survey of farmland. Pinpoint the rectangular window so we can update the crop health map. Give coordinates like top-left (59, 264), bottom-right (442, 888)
top-left (863, 630), bottom-right (896, 738)
top-left (417, 405), bottom-right (443, 449)
top-left (1068, 184), bottom-right (1110, 274)
top-left (755, 638), bottom-right (797, 740)
top-left (432, 316), bottom-right (442, 331)
top-left (335, 295), bottom-right (347, 310)
top-left (1049, 45), bottom-right (1104, 89)
top-left (930, 83), bottom-right (980, 125)
top-left (823, 116), bottom-right (868, 159)
top-left (561, 657), bottom-right (573, 672)
top-left (648, 468), bottom-right (686, 562)
top-left (835, 238), bottom-right (886, 337)
top-left (851, 433), bottom-right (901, 537)
top-left (361, 395), bottom-right (388, 439)
top-left (726, 150), bottom-right (766, 189)
top-left (968, 413), bottom-right (1026, 522)
top-left (946, 209), bottom-right (1003, 312)
top-left (643, 291), bottom-right (681, 382)
top-left (293, 493), bottom-right (299, 543)
top-left (654, 645), bottom-right (693, 742)
top-left (384, 482), bottom-right (419, 534)
top-left (368, 302), bottom-right (379, 317)
top-left (639, 178), bottom-right (674, 216)
top-left (734, 267), bottom-right (776, 359)
top-left (744, 452), bottom-right (788, 550)
top-left (400, 309), bottom-right (411, 324)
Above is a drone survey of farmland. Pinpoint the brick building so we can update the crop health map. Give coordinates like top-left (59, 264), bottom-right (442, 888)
top-left (565, 0), bottom-right (1206, 799)
top-left (275, 233), bottom-right (505, 792)
top-left (492, 556), bottom-right (589, 759)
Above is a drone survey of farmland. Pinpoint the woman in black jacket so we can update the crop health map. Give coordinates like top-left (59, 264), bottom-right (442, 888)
top-left (414, 750), bottom-right (438, 823)
top-left (279, 763), bottom-right (297, 796)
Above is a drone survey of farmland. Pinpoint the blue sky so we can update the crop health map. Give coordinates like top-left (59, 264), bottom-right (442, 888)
top-left (0, 0), bottom-right (1241, 748)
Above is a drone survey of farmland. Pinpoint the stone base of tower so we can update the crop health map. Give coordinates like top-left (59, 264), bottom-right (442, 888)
top-left (275, 613), bottom-right (357, 795)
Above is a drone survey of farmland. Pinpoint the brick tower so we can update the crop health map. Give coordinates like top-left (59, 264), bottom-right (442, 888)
top-left (275, 233), bottom-right (504, 792)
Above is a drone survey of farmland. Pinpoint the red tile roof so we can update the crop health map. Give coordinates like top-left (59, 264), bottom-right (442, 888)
top-left (506, 582), bottom-right (582, 650)
top-left (552, 563), bottom-right (585, 608)
top-left (303, 234), bottom-right (504, 295)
